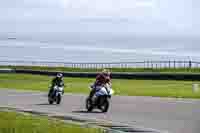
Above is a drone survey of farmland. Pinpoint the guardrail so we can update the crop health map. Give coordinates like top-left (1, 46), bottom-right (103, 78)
top-left (12, 69), bottom-right (200, 81)
top-left (0, 69), bottom-right (14, 73)
top-left (0, 60), bottom-right (199, 69)
top-left (1, 68), bottom-right (200, 81)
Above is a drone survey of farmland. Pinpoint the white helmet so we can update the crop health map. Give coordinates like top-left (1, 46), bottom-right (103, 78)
top-left (56, 73), bottom-right (63, 78)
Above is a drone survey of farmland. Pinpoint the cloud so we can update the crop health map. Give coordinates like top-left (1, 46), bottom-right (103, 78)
top-left (60, 0), bottom-right (155, 17)
top-left (0, 0), bottom-right (199, 36)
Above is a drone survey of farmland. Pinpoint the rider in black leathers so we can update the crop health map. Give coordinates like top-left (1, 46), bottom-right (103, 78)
top-left (48, 73), bottom-right (64, 97)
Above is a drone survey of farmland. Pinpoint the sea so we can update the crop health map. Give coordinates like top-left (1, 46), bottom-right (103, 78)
top-left (0, 33), bottom-right (199, 64)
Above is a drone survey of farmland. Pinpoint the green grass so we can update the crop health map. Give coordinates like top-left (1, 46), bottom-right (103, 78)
top-left (0, 111), bottom-right (103, 133)
top-left (1, 65), bottom-right (200, 73)
top-left (0, 73), bottom-right (200, 98)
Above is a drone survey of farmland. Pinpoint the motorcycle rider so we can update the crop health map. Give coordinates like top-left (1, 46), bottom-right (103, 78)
top-left (48, 73), bottom-right (65, 97)
top-left (89, 69), bottom-right (111, 101)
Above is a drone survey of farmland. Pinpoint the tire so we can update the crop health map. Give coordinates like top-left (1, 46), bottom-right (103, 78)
top-left (56, 94), bottom-right (62, 104)
top-left (100, 98), bottom-right (109, 113)
top-left (48, 97), bottom-right (54, 104)
top-left (86, 98), bottom-right (93, 112)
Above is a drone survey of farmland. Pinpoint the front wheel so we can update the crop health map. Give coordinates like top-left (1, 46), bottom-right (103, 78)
top-left (100, 98), bottom-right (109, 113)
top-left (56, 94), bottom-right (62, 104)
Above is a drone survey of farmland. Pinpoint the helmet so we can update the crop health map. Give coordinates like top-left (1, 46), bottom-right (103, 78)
top-left (56, 73), bottom-right (63, 78)
top-left (102, 69), bottom-right (110, 75)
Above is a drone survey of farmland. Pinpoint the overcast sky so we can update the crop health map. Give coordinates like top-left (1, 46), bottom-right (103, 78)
top-left (0, 0), bottom-right (199, 37)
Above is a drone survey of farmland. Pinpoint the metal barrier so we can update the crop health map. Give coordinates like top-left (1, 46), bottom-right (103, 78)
top-left (13, 69), bottom-right (200, 81)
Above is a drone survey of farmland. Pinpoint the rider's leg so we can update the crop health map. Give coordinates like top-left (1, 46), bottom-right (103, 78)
top-left (89, 89), bottom-right (96, 99)
top-left (89, 83), bottom-right (96, 99)
top-left (89, 85), bottom-right (102, 100)
top-left (48, 87), bottom-right (54, 97)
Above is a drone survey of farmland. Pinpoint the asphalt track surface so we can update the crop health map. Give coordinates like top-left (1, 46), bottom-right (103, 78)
top-left (0, 89), bottom-right (200, 133)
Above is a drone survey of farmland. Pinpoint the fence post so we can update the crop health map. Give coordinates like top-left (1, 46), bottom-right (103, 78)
top-left (189, 60), bottom-right (192, 68)
top-left (174, 60), bottom-right (176, 68)
top-left (184, 61), bottom-right (186, 68)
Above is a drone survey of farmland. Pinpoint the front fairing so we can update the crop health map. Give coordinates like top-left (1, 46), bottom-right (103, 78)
top-left (54, 86), bottom-right (64, 92)
top-left (95, 87), bottom-right (114, 97)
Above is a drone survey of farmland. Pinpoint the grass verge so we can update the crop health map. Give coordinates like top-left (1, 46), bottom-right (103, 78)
top-left (0, 73), bottom-right (200, 98)
top-left (0, 111), bottom-right (103, 133)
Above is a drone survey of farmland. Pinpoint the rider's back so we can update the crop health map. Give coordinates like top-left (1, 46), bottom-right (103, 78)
top-left (52, 77), bottom-right (64, 87)
top-left (95, 73), bottom-right (110, 86)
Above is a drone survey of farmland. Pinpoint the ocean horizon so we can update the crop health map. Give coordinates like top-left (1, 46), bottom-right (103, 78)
top-left (0, 34), bottom-right (199, 63)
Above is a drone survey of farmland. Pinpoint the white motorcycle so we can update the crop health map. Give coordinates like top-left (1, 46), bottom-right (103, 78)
top-left (48, 85), bottom-right (64, 105)
top-left (86, 83), bottom-right (114, 113)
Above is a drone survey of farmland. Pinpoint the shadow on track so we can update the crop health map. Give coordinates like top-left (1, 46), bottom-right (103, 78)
top-left (72, 110), bottom-right (103, 114)
top-left (35, 103), bottom-right (51, 106)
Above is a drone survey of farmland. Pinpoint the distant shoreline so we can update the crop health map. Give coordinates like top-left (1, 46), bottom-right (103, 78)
top-left (7, 37), bottom-right (16, 40)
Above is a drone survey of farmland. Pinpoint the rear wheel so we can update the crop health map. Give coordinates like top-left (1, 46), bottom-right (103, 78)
top-left (86, 98), bottom-right (93, 112)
